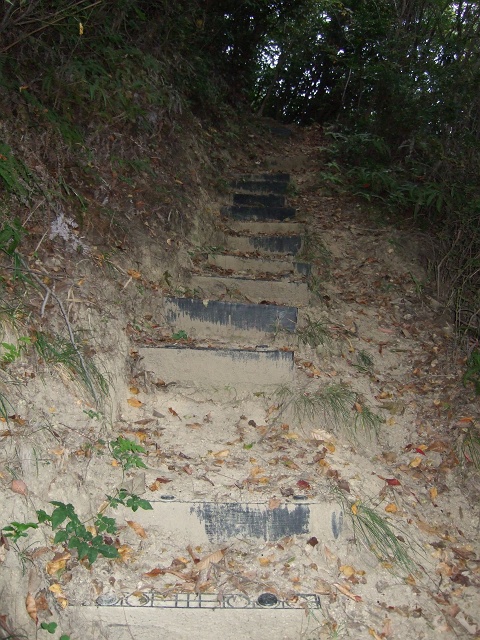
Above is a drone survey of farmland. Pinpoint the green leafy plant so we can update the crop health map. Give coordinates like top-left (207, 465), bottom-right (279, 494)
top-left (109, 436), bottom-right (148, 471)
top-left (39, 621), bottom-right (70, 639)
top-left (463, 349), bottom-right (480, 394)
top-left (36, 502), bottom-right (119, 565)
top-left (1, 337), bottom-right (31, 364)
top-left (0, 218), bottom-right (26, 255)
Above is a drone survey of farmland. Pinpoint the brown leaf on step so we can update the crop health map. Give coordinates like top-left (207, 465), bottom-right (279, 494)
top-left (186, 422), bottom-right (202, 429)
top-left (354, 402), bottom-right (363, 413)
top-left (195, 548), bottom-right (226, 572)
top-left (168, 407), bottom-right (180, 418)
top-left (134, 418), bottom-right (154, 426)
top-left (11, 479), bottom-right (27, 495)
top-left (25, 592), bottom-right (37, 623)
top-left (385, 503), bottom-right (398, 514)
top-left (429, 487), bottom-right (438, 501)
top-left (127, 398), bottom-right (142, 408)
top-left (143, 567), bottom-right (165, 578)
top-left (183, 464), bottom-right (194, 475)
top-left (307, 536), bottom-right (318, 548)
top-left (315, 579), bottom-right (332, 595)
top-left (129, 386), bottom-right (140, 395)
top-left (126, 520), bottom-right (147, 539)
top-left (268, 497), bottom-right (282, 510)
top-left (368, 628), bottom-right (383, 640)
top-left (337, 479), bottom-right (351, 492)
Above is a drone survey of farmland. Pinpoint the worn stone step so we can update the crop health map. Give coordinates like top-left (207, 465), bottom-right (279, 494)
top-left (222, 204), bottom-right (296, 221)
top-left (207, 254), bottom-right (311, 278)
top-left (139, 345), bottom-right (294, 390)
top-left (207, 254), bottom-right (310, 277)
top-left (225, 233), bottom-right (303, 256)
top-left (163, 296), bottom-right (297, 340)
top-left (190, 274), bottom-right (310, 307)
top-left (225, 221), bottom-right (305, 235)
top-left (233, 193), bottom-right (286, 208)
top-left (72, 599), bottom-right (321, 640)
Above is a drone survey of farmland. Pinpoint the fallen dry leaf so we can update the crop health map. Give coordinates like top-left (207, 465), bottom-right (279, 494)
top-left (11, 479), bottom-right (27, 495)
top-left (168, 407), bottom-right (180, 418)
top-left (429, 487), bottom-right (438, 501)
top-left (126, 520), bottom-right (148, 538)
top-left (385, 503), bottom-right (398, 514)
top-left (409, 456), bottom-right (422, 468)
top-left (117, 544), bottom-right (134, 563)
top-left (25, 592), bottom-right (37, 623)
top-left (143, 567), bottom-right (164, 578)
top-left (195, 548), bottom-right (226, 572)
top-left (129, 386), bottom-right (140, 394)
top-left (46, 552), bottom-right (71, 575)
top-left (268, 497), bottom-right (282, 510)
top-left (333, 582), bottom-right (362, 602)
top-left (126, 520), bottom-right (147, 539)
top-left (339, 565), bottom-right (355, 578)
top-left (127, 269), bottom-right (142, 279)
top-left (127, 398), bottom-right (142, 408)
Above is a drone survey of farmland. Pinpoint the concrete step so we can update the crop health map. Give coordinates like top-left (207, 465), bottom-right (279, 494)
top-left (73, 599), bottom-right (321, 640)
top-left (207, 254), bottom-right (310, 277)
top-left (222, 205), bottom-right (296, 222)
top-left (233, 193), bottom-right (286, 208)
top-left (225, 233), bottom-right (303, 256)
top-left (115, 499), bottom-right (344, 544)
top-left (138, 345), bottom-right (294, 390)
top-left (224, 221), bottom-right (305, 235)
top-left (190, 274), bottom-right (310, 307)
top-left (163, 296), bottom-right (297, 341)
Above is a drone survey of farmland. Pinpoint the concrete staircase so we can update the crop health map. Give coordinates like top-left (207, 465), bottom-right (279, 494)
top-left (73, 171), bottom-right (342, 639)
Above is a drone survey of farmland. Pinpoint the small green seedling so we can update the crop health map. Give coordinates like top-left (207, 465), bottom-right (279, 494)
top-left (109, 436), bottom-right (147, 470)
top-left (171, 329), bottom-right (188, 340)
top-left (39, 621), bottom-right (70, 639)
top-left (107, 488), bottom-right (153, 512)
top-left (2, 521), bottom-right (38, 543)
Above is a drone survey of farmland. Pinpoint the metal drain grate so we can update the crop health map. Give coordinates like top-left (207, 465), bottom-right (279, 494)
top-left (95, 591), bottom-right (321, 610)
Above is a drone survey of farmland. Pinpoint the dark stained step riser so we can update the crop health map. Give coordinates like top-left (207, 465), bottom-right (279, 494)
top-left (235, 172), bottom-right (290, 182)
top-left (139, 346), bottom-right (294, 390)
top-left (231, 180), bottom-right (288, 195)
top-left (207, 254), bottom-right (311, 277)
top-left (164, 297), bottom-right (297, 341)
top-left (191, 274), bottom-right (310, 307)
top-left (222, 205), bottom-right (296, 221)
top-left (233, 193), bottom-right (286, 208)
top-left (225, 234), bottom-right (303, 255)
